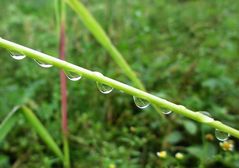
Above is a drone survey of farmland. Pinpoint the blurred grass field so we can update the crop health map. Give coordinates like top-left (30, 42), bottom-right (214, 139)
top-left (0, 0), bottom-right (239, 167)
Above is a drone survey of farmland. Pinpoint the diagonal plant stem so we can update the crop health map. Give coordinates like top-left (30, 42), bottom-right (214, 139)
top-left (64, 0), bottom-right (164, 117)
top-left (1, 37), bottom-right (239, 139)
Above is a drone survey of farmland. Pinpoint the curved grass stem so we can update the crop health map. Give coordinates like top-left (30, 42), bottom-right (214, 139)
top-left (1, 37), bottom-right (239, 139)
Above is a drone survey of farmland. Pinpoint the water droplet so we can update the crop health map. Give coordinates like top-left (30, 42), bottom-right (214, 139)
top-left (158, 107), bottom-right (172, 115)
top-left (9, 51), bottom-right (26, 60)
top-left (133, 96), bottom-right (150, 109)
top-left (97, 82), bottom-right (113, 94)
top-left (34, 59), bottom-right (53, 68)
top-left (215, 129), bottom-right (230, 141)
top-left (162, 109), bottom-right (172, 115)
top-left (197, 111), bottom-right (214, 123)
top-left (94, 72), bottom-right (113, 94)
top-left (200, 111), bottom-right (211, 117)
top-left (65, 71), bottom-right (81, 81)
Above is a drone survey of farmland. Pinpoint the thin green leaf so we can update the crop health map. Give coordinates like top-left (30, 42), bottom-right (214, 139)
top-left (65, 0), bottom-right (165, 118)
top-left (65, 0), bottom-right (144, 90)
top-left (183, 120), bottom-right (198, 135)
top-left (21, 106), bottom-right (63, 160)
top-left (0, 106), bottom-right (20, 142)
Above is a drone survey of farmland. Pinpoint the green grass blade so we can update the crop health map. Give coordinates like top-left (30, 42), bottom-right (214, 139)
top-left (54, 0), bottom-right (61, 35)
top-left (63, 135), bottom-right (70, 168)
top-left (64, 0), bottom-right (165, 118)
top-left (21, 106), bottom-right (64, 160)
top-left (65, 0), bottom-right (144, 90)
top-left (0, 106), bottom-right (20, 142)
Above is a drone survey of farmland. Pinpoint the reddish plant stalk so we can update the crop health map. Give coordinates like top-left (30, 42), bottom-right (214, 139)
top-left (59, 23), bottom-right (68, 135)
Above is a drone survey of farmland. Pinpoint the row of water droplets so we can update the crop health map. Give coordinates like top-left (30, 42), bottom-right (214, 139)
top-left (10, 51), bottom-right (53, 68)
top-left (9, 51), bottom-right (230, 141)
top-left (10, 50), bottom-right (172, 113)
top-left (9, 51), bottom-right (113, 94)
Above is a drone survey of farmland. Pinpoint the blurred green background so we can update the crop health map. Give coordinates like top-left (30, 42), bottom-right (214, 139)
top-left (0, 0), bottom-right (239, 167)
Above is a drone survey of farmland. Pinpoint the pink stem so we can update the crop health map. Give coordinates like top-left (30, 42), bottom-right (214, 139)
top-left (59, 23), bottom-right (68, 135)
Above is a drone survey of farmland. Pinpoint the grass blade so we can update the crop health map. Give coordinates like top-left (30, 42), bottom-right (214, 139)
top-left (21, 106), bottom-right (64, 160)
top-left (64, 0), bottom-right (165, 118)
top-left (65, 0), bottom-right (144, 89)
top-left (0, 106), bottom-right (20, 142)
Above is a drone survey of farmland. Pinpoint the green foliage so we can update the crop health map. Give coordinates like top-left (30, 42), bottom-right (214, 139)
top-left (0, 0), bottom-right (239, 167)
top-left (0, 106), bottom-right (63, 167)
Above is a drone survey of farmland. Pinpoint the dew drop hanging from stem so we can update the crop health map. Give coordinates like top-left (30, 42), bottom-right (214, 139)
top-left (9, 50), bottom-right (26, 60)
top-left (34, 59), bottom-right (53, 68)
top-left (215, 129), bottom-right (230, 141)
top-left (133, 96), bottom-right (150, 109)
top-left (64, 71), bottom-right (82, 81)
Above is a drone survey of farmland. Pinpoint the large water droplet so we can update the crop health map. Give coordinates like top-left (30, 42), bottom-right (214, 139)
top-left (65, 71), bottom-right (81, 81)
top-left (133, 96), bottom-right (150, 109)
top-left (215, 129), bottom-right (230, 141)
top-left (9, 51), bottom-right (26, 60)
top-left (97, 82), bottom-right (113, 94)
top-left (34, 59), bottom-right (53, 68)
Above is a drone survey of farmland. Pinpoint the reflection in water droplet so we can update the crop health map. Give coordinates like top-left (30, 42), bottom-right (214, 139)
top-left (215, 129), bottom-right (230, 141)
top-left (34, 59), bottom-right (53, 68)
top-left (97, 82), bottom-right (113, 94)
top-left (197, 111), bottom-right (214, 123)
top-left (65, 71), bottom-right (81, 81)
top-left (93, 71), bottom-right (113, 94)
top-left (133, 96), bottom-right (150, 109)
top-left (158, 107), bottom-right (172, 115)
top-left (9, 51), bottom-right (26, 60)
top-left (162, 109), bottom-right (172, 115)
top-left (200, 111), bottom-right (211, 117)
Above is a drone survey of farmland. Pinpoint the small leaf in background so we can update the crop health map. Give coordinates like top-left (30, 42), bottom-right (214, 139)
top-left (165, 131), bottom-right (183, 144)
top-left (186, 143), bottom-right (217, 161)
top-left (186, 146), bottom-right (203, 159)
top-left (0, 155), bottom-right (9, 167)
top-left (183, 120), bottom-right (198, 135)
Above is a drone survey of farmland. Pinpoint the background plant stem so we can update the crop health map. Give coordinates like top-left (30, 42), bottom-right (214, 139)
top-left (59, 5), bottom-right (68, 138)
top-left (56, 0), bottom-right (70, 167)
